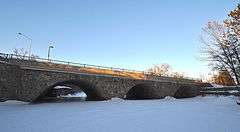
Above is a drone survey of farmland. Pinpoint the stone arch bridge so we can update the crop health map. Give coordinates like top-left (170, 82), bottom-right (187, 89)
top-left (0, 62), bottom-right (202, 102)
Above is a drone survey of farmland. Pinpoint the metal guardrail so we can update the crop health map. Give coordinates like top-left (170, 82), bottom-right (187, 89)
top-left (0, 52), bottom-right (146, 74)
top-left (200, 86), bottom-right (240, 96)
top-left (202, 86), bottom-right (240, 91)
top-left (0, 52), bottom-right (199, 81)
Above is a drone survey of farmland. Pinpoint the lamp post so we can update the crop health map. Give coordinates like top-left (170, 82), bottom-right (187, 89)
top-left (48, 44), bottom-right (54, 61)
top-left (17, 32), bottom-right (32, 59)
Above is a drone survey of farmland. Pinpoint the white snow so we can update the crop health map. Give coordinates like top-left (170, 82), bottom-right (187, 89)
top-left (0, 96), bottom-right (240, 132)
top-left (53, 86), bottom-right (72, 89)
top-left (61, 92), bottom-right (87, 98)
top-left (162, 96), bottom-right (176, 100)
top-left (211, 84), bottom-right (224, 88)
top-left (110, 97), bottom-right (124, 101)
top-left (228, 90), bottom-right (239, 93)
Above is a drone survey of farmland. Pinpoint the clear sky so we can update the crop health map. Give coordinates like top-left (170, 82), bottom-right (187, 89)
top-left (0, 0), bottom-right (237, 78)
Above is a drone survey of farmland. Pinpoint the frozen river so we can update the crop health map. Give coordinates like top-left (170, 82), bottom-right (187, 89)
top-left (0, 96), bottom-right (240, 132)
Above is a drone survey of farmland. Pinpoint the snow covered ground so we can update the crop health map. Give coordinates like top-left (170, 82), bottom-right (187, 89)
top-left (0, 96), bottom-right (240, 132)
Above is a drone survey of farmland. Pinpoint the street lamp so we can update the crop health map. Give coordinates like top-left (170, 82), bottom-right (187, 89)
top-left (48, 44), bottom-right (54, 61)
top-left (17, 32), bottom-right (32, 59)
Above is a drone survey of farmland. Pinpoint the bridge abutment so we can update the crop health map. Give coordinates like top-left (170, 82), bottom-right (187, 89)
top-left (0, 62), bottom-right (23, 101)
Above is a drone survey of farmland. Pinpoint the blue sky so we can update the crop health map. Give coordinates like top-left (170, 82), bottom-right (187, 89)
top-left (0, 0), bottom-right (237, 78)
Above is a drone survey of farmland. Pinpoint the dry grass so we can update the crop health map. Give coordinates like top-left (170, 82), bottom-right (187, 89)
top-left (80, 68), bottom-right (145, 79)
top-left (34, 61), bottom-right (145, 79)
top-left (10, 59), bottom-right (196, 81)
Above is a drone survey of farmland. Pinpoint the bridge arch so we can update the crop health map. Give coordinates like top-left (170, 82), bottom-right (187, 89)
top-left (125, 83), bottom-right (157, 100)
top-left (173, 85), bottom-right (200, 98)
top-left (34, 79), bottom-right (105, 102)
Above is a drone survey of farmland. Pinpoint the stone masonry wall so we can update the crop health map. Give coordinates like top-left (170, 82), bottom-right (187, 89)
top-left (0, 62), bottom-right (202, 102)
top-left (0, 62), bottom-right (22, 101)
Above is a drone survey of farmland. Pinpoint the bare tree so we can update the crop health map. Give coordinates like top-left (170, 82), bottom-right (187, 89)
top-left (146, 63), bottom-right (171, 76)
top-left (200, 4), bottom-right (240, 85)
top-left (13, 48), bottom-right (28, 59)
top-left (12, 48), bottom-right (39, 60)
top-left (211, 70), bottom-right (235, 86)
top-left (172, 72), bottom-right (184, 79)
top-left (224, 4), bottom-right (240, 84)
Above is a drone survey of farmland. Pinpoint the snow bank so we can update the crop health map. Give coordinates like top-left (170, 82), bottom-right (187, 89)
top-left (109, 97), bottom-right (124, 102)
top-left (0, 100), bottom-right (28, 105)
top-left (162, 96), bottom-right (176, 100)
top-left (0, 96), bottom-right (240, 132)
